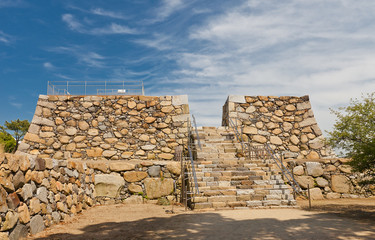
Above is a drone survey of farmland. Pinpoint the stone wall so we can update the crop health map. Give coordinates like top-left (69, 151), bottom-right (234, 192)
top-left (0, 153), bottom-right (181, 239)
top-left (0, 153), bottom-right (95, 239)
top-left (286, 159), bottom-right (374, 199)
top-left (18, 95), bottom-right (189, 162)
top-left (222, 95), bottom-right (335, 159)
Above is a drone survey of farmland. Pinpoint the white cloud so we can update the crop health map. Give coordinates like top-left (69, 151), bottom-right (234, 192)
top-left (62, 14), bottom-right (137, 35)
top-left (62, 14), bottom-right (83, 32)
top-left (134, 34), bottom-right (172, 50)
top-left (151, 0), bottom-right (185, 22)
top-left (47, 46), bottom-right (106, 68)
top-left (43, 62), bottom-right (55, 69)
top-left (90, 8), bottom-right (127, 20)
top-left (0, 30), bottom-right (11, 44)
top-left (154, 0), bottom-right (375, 132)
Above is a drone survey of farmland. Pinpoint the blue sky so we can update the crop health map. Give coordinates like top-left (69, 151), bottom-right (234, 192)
top-left (1, 0), bottom-right (375, 134)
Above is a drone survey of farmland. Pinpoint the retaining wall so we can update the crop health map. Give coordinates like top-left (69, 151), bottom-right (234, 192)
top-left (285, 159), bottom-right (375, 199)
top-left (0, 153), bottom-right (181, 239)
top-left (18, 95), bottom-right (190, 161)
top-left (222, 95), bottom-right (335, 159)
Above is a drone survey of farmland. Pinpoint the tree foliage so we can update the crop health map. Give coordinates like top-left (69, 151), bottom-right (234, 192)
top-left (327, 93), bottom-right (375, 184)
top-left (0, 119), bottom-right (30, 153)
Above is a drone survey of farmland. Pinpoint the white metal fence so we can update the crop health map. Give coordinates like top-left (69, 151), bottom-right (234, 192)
top-left (47, 80), bottom-right (145, 96)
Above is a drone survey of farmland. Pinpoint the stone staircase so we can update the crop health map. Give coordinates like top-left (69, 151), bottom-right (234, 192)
top-left (191, 126), bottom-right (296, 210)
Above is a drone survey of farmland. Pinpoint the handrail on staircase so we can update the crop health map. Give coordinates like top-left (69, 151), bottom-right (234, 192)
top-left (227, 117), bottom-right (304, 196)
top-left (178, 115), bottom-right (201, 210)
top-left (263, 144), bottom-right (304, 196)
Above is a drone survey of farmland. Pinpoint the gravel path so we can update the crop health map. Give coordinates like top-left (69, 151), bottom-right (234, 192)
top-left (30, 199), bottom-right (375, 240)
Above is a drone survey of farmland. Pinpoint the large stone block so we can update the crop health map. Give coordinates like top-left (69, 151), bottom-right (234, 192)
top-left (30, 215), bottom-right (45, 235)
top-left (228, 95), bottom-right (246, 103)
top-left (109, 162), bottom-right (135, 172)
top-left (295, 176), bottom-right (314, 189)
top-left (305, 162), bottom-right (324, 177)
top-left (144, 178), bottom-right (174, 199)
top-left (331, 175), bottom-right (350, 193)
top-left (94, 174), bottom-right (125, 198)
top-left (172, 95), bottom-right (188, 106)
top-left (309, 188), bottom-right (324, 200)
top-left (123, 172), bottom-right (148, 183)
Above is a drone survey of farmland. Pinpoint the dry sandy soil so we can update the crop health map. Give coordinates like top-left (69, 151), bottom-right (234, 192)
top-left (29, 198), bottom-right (375, 240)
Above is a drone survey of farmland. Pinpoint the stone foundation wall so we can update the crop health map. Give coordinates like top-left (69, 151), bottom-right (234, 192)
top-left (222, 95), bottom-right (335, 159)
top-left (286, 159), bottom-right (374, 199)
top-left (0, 153), bottom-right (95, 239)
top-left (19, 95), bottom-right (190, 162)
top-left (0, 153), bottom-right (181, 239)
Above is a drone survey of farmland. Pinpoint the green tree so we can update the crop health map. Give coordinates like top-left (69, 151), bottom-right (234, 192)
top-left (0, 131), bottom-right (16, 153)
top-left (327, 93), bottom-right (375, 184)
top-left (1, 119), bottom-right (30, 153)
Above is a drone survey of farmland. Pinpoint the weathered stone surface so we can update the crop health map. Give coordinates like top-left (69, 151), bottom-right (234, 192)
top-left (35, 157), bottom-right (46, 171)
top-left (299, 118), bottom-right (317, 128)
top-left (128, 184), bottom-right (143, 193)
top-left (29, 197), bottom-right (41, 215)
top-left (172, 95), bottom-right (188, 106)
top-left (158, 153), bottom-right (174, 160)
top-left (18, 204), bottom-right (30, 224)
top-left (293, 166), bottom-right (304, 176)
top-left (109, 162), bottom-right (135, 172)
top-left (228, 95), bottom-right (246, 103)
top-left (88, 129), bottom-right (99, 136)
top-left (36, 187), bottom-right (48, 203)
top-left (306, 162), bottom-right (324, 177)
top-left (252, 135), bottom-right (267, 143)
top-left (102, 150), bottom-right (117, 158)
top-left (86, 148), bottom-right (103, 157)
top-left (270, 136), bottom-right (282, 145)
top-left (30, 215), bottom-right (45, 235)
top-left (12, 171), bottom-right (25, 189)
top-left (309, 136), bottom-right (325, 149)
top-left (95, 174), bottom-right (125, 198)
top-left (20, 184), bottom-right (33, 201)
top-left (290, 135), bottom-right (300, 145)
top-left (147, 166), bottom-right (161, 177)
top-left (295, 176), bottom-right (314, 189)
top-left (338, 165), bottom-right (352, 174)
top-left (144, 178), bottom-right (174, 199)
top-left (1, 211), bottom-right (19, 231)
top-left (331, 175), bottom-right (350, 193)
top-left (0, 186), bottom-right (8, 212)
top-left (141, 145), bottom-right (156, 151)
top-left (123, 172), bottom-right (148, 183)
top-left (9, 223), bottom-right (28, 240)
top-left (24, 133), bottom-right (45, 144)
top-left (316, 177), bottom-right (329, 187)
top-left (6, 192), bottom-right (20, 209)
top-left (306, 151), bottom-right (320, 159)
top-left (65, 127), bottom-right (77, 136)
top-left (56, 202), bottom-right (67, 213)
top-left (121, 152), bottom-right (133, 159)
top-left (167, 162), bottom-right (181, 176)
top-left (243, 127), bottom-right (257, 135)
top-left (309, 188), bottom-right (324, 200)
top-left (124, 195), bottom-right (143, 204)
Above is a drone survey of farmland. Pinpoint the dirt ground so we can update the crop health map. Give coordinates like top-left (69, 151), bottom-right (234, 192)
top-left (30, 198), bottom-right (375, 240)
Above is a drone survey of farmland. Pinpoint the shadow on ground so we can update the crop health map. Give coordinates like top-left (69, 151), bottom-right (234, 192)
top-left (300, 204), bottom-right (375, 223)
top-left (35, 209), bottom-right (375, 240)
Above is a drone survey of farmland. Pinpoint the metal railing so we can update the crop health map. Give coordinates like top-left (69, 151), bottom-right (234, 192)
top-left (227, 117), bottom-right (304, 196)
top-left (47, 80), bottom-right (145, 96)
top-left (178, 115), bottom-right (201, 210)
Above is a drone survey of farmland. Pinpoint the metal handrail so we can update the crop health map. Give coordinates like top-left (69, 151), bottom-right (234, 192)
top-left (263, 144), bottom-right (303, 195)
top-left (227, 117), bottom-right (304, 196)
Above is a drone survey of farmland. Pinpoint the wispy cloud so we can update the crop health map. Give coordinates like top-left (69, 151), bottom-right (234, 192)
top-left (134, 34), bottom-right (173, 50)
top-left (148, 0), bottom-right (375, 130)
top-left (10, 102), bottom-right (22, 109)
top-left (0, 30), bottom-right (12, 44)
top-left (151, 0), bottom-right (185, 23)
top-left (47, 46), bottom-right (106, 68)
top-left (62, 13), bottom-right (137, 35)
top-left (90, 8), bottom-right (128, 20)
top-left (0, 0), bottom-right (24, 8)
